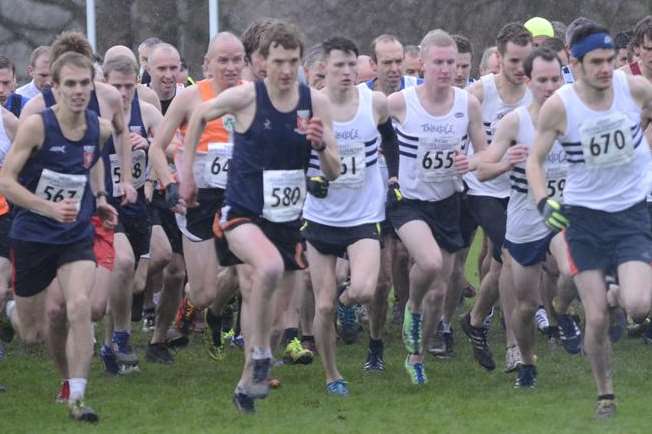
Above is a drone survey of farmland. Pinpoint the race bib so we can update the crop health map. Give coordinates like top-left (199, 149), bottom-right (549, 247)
top-left (109, 150), bottom-right (147, 197)
top-left (331, 142), bottom-right (365, 188)
top-left (262, 169), bottom-right (306, 222)
top-left (417, 136), bottom-right (457, 182)
top-left (202, 142), bottom-right (232, 189)
top-left (580, 113), bottom-right (634, 168)
top-left (35, 169), bottom-right (87, 204)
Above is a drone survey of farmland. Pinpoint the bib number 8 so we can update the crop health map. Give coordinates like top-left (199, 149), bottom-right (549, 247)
top-left (271, 186), bottom-right (302, 207)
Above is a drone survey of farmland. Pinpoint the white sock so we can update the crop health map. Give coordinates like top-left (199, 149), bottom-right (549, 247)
top-left (252, 346), bottom-right (272, 359)
top-left (68, 378), bottom-right (87, 402)
top-left (5, 300), bottom-right (15, 320)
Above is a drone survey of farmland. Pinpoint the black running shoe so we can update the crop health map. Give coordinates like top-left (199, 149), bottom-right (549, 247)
top-left (514, 364), bottom-right (537, 389)
top-left (69, 400), bottom-right (99, 423)
top-left (363, 347), bottom-right (385, 372)
top-left (145, 342), bottom-right (174, 364)
top-left (557, 314), bottom-right (582, 354)
top-left (233, 392), bottom-right (255, 414)
top-left (461, 313), bottom-right (495, 371)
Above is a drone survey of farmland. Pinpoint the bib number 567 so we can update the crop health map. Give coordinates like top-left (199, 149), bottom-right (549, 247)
top-left (43, 185), bottom-right (76, 202)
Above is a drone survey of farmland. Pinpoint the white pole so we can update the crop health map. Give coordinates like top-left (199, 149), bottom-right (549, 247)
top-left (209, 0), bottom-right (219, 39)
top-left (86, 0), bottom-right (96, 52)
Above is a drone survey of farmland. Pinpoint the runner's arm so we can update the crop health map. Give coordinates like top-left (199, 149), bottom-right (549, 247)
top-left (374, 91), bottom-right (399, 181)
top-left (474, 111), bottom-right (517, 181)
top-left (310, 90), bottom-right (340, 181)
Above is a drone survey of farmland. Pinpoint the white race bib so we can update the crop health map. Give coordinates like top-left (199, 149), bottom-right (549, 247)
top-left (262, 169), bottom-right (306, 222)
top-left (580, 113), bottom-right (634, 168)
top-left (35, 169), bottom-right (87, 204)
top-left (202, 142), bottom-right (232, 189)
top-left (417, 136), bottom-right (457, 182)
top-left (331, 142), bottom-right (365, 188)
top-left (109, 150), bottom-right (147, 197)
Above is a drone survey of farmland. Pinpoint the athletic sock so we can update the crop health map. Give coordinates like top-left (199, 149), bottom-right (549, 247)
top-left (112, 330), bottom-right (130, 352)
top-left (282, 328), bottom-right (299, 346)
top-left (598, 394), bottom-right (615, 401)
top-left (205, 308), bottom-right (223, 346)
top-left (369, 338), bottom-right (383, 352)
top-left (440, 320), bottom-right (451, 334)
top-left (68, 378), bottom-right (87, 402)
top-left (252, 346), bottom-right (272, 360)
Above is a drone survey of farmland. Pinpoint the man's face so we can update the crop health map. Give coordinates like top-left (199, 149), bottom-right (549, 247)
top-left (265, 44), bottom-right (301, 92)
top-left (638, 35), bottom-right (652, 71)
top-left (499, 41), bottom-right (532, 85)
top-left (206, 39), bottom-right (245, 89)
top-left (422, 44), bottom-right (456, 88)
top-left (615, 48), bottom-right (628, 68)
top-left (373, 40), bottom-right (404, 91)
top-left (54, 65), bottom-right (93, 113)
top-left (31, 54), bottom-right (51, 90)
top-left (532, 36), bottom-right (550, 48)
top-left (138, 45), bottom-right (150, 72)
top-left (324, 49), bottom-right (356, 91)
top-left (528, 57), bottom-right (563, 102)
top-left (356, 55), bottom-right (375, 83)
top-left (577, 48), bottom-right (615, 91)
top-left (402, 53), bottom-right (422, 77)
top-left (106, 70), bottom-right (137, 109)
top-left (249, 48), bottom-right (267, 79)
top-left (149, 48), bottom-right (180, 97)
top-left (454, 52), bottom-right (472, 88)
top-left (305, 61), bottom-right (326, 89)
top-left (0, 68), bottom-right (15, 105)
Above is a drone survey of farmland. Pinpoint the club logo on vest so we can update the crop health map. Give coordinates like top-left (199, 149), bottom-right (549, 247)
top-left (295, 110), bottom-right (310, 135)
top-left (83, 145), bottom-right (96, 169)
top-left (49, 145), bottom-right (66, 154)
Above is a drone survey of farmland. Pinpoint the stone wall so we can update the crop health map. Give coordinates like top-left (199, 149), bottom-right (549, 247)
top-left (0, 0), bottom-right (648, 84)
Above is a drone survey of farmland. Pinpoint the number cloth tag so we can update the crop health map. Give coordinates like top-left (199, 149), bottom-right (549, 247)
top-left (580, 113), bottom-right (634, 168)
top-left (262, 169), bottom-right (306, 222)
top-left (109, 150), bottom-right (147, 197)
top-left (417, 136), bottom-right (457, 182)
top-left (331, 142), bottom-right (366, 188)
top-left (35, 169), bottom-right (87, 203)
top-left (202, 142), bottom-right (232, 189)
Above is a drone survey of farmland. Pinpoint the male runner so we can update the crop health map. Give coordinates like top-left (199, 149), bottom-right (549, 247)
top-left (388, 29), bottom-right (484, 384)
top-left (303, 36), bottom-right (399, 391)
top-left (356, 55), bottom-right (375, 83)
top-left (182, 21), bottom-right (339, 413)
top-left (527, 23), bottom-right (652, 418)
top-left (479, 46), bottom-right (501, 76)
top-left (0, 51), bottom-right (116, 422)
top-left (452, 35), bottom-right (473, 88)
top-left (402, 45), bottom-right (423, 78)
top-left (16, 46), bottom-right (52, 100)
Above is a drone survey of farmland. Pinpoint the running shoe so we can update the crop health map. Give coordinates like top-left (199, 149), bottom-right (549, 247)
top-left (142, 307), bottom-right (156, 333)
top-left (145, 342), bottom-right (174, 364)
top-left (100, 345), bottom-right (120, 376)
top-left (204, 310), bottom-right (225, 361)
top-left (608, 306), bottom-right (626, 343)
top-left (283, 337), bottom-right (313, 365)
top-left (482, 306), bottom-right (495, 329)
top-left (301, 338), bottom-right (318, 355)
top-left (356, 304), bottom-right (369, 326)
top-left (248, 357), bottom-right (271, 399)
top-left (112, 331), bottom-right (139, 367)
top-left (534, 306), bottom-right (550, 334)
top-left (233, 392), bottom-right (255, 414)
top-left (595, 399), bottom-right (617, 420)
top-left (55, 380), bottom-right (70, 404)
top-left (514, 364), bottom-right (537, 389)
top-left (627, 317), bottom-right (649, 338)
top-left (404, 356), bottom-right (427, 385)
top-left (337, 300), bottom-right (359, 344)
top-left (402, 305), bottom-right (422, 355)
top-left (166, 327), bottom-right (190, 349)
top-left (69, 400), bottom-right (99, 423)
top-left (504, 345), bottom-right (523, 373)
top-left (461, 312), bottom-right (496, 371)
top-left (556, 314), bottom-right (582, 354)
top-left (326, 379), bottom-right (349, 396)
top-left (363, 344), bottom-right (384, 372)
top-left (429, 322), bottom-right (454, 359)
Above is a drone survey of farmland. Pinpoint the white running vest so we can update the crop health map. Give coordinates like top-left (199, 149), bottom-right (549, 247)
top-left (395, 86), bottom-right (470, 201)
top-left (464, 74), bottom-right (532, 198)
top-left (303, 86), bottom-right (384, 227)
top-left (506, 107), bottom-right (567, 243)
top-left (557, 72), bottom-right (652, 211)
top-left (0, 113), bottom-right (11, 165)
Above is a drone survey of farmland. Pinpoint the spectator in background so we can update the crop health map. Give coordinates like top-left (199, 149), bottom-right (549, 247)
top-left (138, 36), bottom-right (162, 85)
top-left (402, 45), bottom-right (422, 78)
top-left (0, 56), bottom-right (28, 118)
top-left (479, 46), bottom-right (500, 76)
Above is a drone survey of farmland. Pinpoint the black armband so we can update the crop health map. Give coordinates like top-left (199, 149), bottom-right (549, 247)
top-left (378, 118), bottom-right (399, 179)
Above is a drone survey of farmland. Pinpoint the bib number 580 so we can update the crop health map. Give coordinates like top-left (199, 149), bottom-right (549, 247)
top-left (271, 186), bottom-right (302, 207)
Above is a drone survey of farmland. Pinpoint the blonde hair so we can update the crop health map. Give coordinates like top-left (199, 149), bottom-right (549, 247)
top-left (419, 29), bottom-right (456, 59)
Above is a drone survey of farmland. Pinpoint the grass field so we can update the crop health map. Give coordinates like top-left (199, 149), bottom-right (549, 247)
top-left (1, 233), bottom-right (651, 434)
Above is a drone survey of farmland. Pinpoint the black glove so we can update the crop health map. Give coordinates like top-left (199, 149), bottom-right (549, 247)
top-left (387, 181), bottom-right (403, 209)
top-left (165, 182), bottom-right (180, 209)
top-left (307, 176), bottom-right (329, 198)
top-left (537, 198), bottom-right (569, 232)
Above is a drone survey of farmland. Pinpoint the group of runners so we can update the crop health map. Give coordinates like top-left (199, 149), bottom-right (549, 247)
top-left (0, 12), bottom-right (651, 423)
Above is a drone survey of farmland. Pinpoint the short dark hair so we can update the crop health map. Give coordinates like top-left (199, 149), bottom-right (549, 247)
top-left (569, 23), bottom-right (611, 61)
top-left (452, 34), bottom-right (472, 54)
top-left (370, 34), bottom-right (402, 62)
top-left (496, 23), bottom-right (532, 54)
top-left (51, 51), bottom-right (94, 84)
top-left (541, 37), bottom-right (565, 53)
top-left (614, 31), bottom-right (632, 50)
top-left (633, 16), bottom-right (652, 47)
top-left (322, 37), bottom-right (359, 58)
top-left (258, 21), bottom-right (304, 59)
top-left (241, 18), bottom-right (279, 61)
top-left (0, 56), bottom-right (15, 75)
top-left (50, 31), bottom-right (93, 64)
top-left (523, 47), bottom-right (561, 78)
